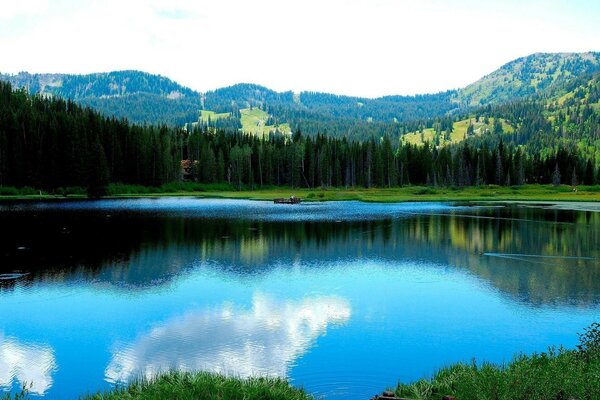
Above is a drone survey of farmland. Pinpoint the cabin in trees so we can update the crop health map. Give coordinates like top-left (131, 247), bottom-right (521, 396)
top-left (181, 159), bottom-right (192, 180)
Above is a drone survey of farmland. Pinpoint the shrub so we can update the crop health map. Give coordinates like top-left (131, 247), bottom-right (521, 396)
top-left (0, 186), bottom-right (19, 196)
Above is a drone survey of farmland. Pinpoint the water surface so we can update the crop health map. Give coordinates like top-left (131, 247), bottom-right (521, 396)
top-left (0, 199), bottom-right (599, 399)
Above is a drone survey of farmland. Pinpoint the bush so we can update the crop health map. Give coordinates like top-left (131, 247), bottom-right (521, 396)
top-left (108, 183), bottom-right (155, 195)
top-left (19, 187), bottom-right (38, 196)
top-left (577, 322), bottom-right (600, 361)
top-left (414, 187), bottom-right (437, 195)
top-left (0, 186), bottom-right (19, 196)
top-left (582, 185), bottom-right (600, 192)
top-left (56, 186), bottom-right (86, 196)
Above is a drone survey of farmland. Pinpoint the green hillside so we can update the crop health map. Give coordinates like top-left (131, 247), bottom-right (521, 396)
top-left (0, 70), bottom-right (200, 126)
top-left (454, 52), bottom-right (600, 106)
top-left (0, 70), bottom-right (198, 99)
top-left (2, 52), bottom-right (599, 134)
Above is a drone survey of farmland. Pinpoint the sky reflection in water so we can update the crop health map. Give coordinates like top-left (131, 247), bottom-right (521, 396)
top-left (0, 199), bottom-right (599, 399)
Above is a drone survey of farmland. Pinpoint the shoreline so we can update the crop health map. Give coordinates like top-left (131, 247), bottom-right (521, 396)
top-left (1, 185), bottom-right (600, 205)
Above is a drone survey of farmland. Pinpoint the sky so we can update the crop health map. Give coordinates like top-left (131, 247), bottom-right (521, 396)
top-left (1, 0), bottom-right (599, 98)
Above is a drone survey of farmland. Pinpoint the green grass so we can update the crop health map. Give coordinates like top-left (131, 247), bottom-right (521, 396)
top-left (240, 108), bottom-right (291, 137)
top-left (193, 184), bottom-right (600, 203)
top-left (199, 110), bottom-right (231, 123)
top-left (2, 372), bottom-right (313, 400)
top-left (3, 184), bottom-right (600, 203)
top-left (390, 323), bottom-right (600, 400)
top-left (199, 108), bottom-right (292, 137)
top-left (402, 118), bottom-right (513, 146)
top-left (0, 186), bottom-right (43, 196)
top-left (81, 372), bottom-right (313, 400)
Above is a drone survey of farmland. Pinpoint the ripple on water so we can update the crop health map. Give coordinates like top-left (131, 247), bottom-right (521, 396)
top-left (292, 369), bottom-right (387, 399)
top-left (0, 198), bottom-right (462, 222)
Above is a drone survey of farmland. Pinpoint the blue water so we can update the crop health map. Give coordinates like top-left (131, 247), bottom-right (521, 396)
top-left (0, 199), bottom-right (598, 399)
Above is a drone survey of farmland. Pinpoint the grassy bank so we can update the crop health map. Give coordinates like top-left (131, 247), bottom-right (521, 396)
top-left (2, 373), bottom-right (313, 400)
top-left (81, 372), bottom-right (313, 400)
top-left (176, 184), bottom-right (600, 203)
top-left (1, 183), bottom-right (600, 203)
top-left (390, 323), bottom-right (600, 400)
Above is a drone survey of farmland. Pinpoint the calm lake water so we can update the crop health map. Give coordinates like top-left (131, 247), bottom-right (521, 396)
top-left (1, 199), bottom-right (599, 399)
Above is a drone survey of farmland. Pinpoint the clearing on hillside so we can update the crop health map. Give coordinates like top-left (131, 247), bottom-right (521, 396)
top-left (402, 117), bottom-right (513, 146)
top-left (240, 108), bottom-right (291, 137)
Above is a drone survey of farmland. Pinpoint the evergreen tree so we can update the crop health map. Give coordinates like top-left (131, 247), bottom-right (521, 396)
top-left (87, 141), bottom-right (110, 198)
top-left (553, 163), bottom-right (562, 186)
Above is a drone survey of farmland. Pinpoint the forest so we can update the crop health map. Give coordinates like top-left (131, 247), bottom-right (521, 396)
top-left (1, 80), bottom-right (599, 197)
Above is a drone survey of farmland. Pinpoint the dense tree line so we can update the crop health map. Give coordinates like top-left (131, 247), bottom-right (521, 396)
top-left (184, 128), bottom-right (599, 188)
top-left (0, 82), bottom-right (182, 195)
top-left (1, 81), bottom-right (599, 198)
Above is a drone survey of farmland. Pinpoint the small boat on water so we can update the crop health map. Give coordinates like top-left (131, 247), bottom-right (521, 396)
top-left (273, 196), bottom-right (302, 204)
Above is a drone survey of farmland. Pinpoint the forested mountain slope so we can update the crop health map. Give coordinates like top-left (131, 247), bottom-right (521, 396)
top-left (0, 70), bottom-right (200, 126)
top-left (454, 52), bottom-right (600, 106)
top-left (2, 52), bottom-right (599, 136)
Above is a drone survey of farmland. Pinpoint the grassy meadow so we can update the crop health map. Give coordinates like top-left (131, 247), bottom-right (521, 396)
top-left (402, 117), bottom-right (513, 146)
top-left (240, 107), bottom-right (291, 137)
top-left (2, 183), bottom-right (600, 203)
top-left (199, 110), bottom-right (231, 123)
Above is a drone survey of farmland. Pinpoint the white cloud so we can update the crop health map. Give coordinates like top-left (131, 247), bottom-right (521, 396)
top-left (105, 293), bottom-right (351, 382)
top-left (0, 334), bottom-right (57, 395)
top-left (0, 0), bottom-right (49, 21)
top-left (1, 0), bottom-right (599, 97)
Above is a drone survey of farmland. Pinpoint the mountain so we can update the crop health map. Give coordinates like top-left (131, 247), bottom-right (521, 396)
top-left (403, 69), bottom-right (600, 151)
top-left (0, 70), bottom-right (201, 126)
top-left (2, 52), bottom-right (599, 133)
top-left (454, 52), bottom-right (600, 106)
top-left (202, 83), bottom-right (459, 122)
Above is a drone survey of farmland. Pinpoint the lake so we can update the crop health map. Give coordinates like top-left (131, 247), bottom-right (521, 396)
top-left (0, 198), bottom-right (599, 399)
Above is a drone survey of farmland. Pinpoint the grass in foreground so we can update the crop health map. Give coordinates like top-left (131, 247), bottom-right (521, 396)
top-left (82, 372), bottom-right (313, 400)
top-left (391, 323), bottom-right (600, 400)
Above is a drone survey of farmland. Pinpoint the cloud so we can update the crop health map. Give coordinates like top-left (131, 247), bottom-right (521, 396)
top-left (0, 0), bottom-right (49, 21)
top-left (0, 334), bottom-right (57, 395)
top-left (2, 0), bottom-right (599, 97)
top-left (105, 293), bottom-right (351, 382)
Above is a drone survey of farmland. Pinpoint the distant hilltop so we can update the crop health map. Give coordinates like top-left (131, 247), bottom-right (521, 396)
top-left (1, 51), bottom-right (599, 130)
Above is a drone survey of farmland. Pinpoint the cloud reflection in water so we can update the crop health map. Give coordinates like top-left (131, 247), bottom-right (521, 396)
top-left (0, 334), bottom-right (57, 395)
top-left (105, 293), bottom-right (351, 383)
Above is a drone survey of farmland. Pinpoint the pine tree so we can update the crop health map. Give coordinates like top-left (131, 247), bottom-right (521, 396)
top-left (495, 149), bottom-right (504, 185)
top-left (87, 141), bottom-right (110, 198)
top-left (552, 163), bottom-right (561, 186)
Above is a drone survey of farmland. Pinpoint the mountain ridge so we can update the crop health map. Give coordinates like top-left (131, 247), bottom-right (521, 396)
top-left (1, 51), bottom-right (599, 129)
